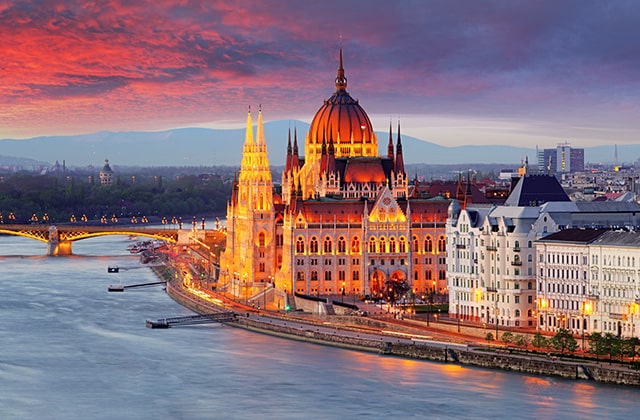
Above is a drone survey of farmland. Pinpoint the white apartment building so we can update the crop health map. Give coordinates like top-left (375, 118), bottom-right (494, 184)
top-left (447, 174), bottom-right (640, 334)
top-left (537, 229), bottom-right (640, 338)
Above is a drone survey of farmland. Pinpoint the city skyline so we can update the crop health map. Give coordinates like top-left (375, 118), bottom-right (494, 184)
top-left (1, 0), bottom-right (639, 149)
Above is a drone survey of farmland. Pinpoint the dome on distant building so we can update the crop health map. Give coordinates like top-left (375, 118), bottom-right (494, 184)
top-left (99, 159), bottom-right (114, 187)
top-left (306, 48), bottom-right (377, 160)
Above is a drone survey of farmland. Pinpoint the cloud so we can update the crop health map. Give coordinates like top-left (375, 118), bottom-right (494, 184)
top-left (0, 0), bottom-right (638, 149)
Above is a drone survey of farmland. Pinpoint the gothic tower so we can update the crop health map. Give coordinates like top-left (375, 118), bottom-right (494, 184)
top-left (220, 107), bottom-right (276, 296)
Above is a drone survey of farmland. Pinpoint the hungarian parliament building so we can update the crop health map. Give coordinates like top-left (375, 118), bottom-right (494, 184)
top-left (220, 49), bottom-right (457, 304)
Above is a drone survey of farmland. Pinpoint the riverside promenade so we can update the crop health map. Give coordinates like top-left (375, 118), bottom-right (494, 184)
top-left (150, 264), bottom-right (640, 387)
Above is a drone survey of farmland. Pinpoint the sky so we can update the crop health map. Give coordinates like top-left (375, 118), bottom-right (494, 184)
top-left (1, 0), bottom-right (639, 148)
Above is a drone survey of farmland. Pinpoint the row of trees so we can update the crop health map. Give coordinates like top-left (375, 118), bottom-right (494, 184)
top-left (0, 170), bottom-right (234, 223)
top-left (486, 328), bottom-right (640, 363)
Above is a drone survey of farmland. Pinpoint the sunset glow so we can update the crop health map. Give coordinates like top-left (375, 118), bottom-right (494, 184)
top-left (1, 0), bottom-right (639, 147)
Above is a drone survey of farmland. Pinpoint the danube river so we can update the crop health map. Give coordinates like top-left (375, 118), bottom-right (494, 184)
top-left (0, 234), bottom-right (638, 419)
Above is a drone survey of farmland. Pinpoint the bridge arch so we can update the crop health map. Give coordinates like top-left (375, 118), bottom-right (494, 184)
top-left (0, 224), bottom-right (180, 255)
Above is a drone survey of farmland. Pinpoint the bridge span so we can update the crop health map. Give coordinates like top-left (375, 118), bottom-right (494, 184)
top-left (0, 224), bottom-right (183, 255)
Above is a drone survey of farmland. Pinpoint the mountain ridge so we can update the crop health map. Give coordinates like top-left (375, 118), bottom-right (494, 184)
top-left (0, 121), bottom-right (633, 167)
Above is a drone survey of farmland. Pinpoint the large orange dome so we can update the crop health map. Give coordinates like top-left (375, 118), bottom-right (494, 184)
top-left (306, 49), bottom-right (377, 160)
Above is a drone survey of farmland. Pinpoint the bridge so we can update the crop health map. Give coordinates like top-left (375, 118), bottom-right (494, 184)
top-left (0, 224), bottom-right (181, 256)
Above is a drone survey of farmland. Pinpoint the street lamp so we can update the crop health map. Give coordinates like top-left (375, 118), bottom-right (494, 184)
top-left (456, 294), bottom-right (461, 333)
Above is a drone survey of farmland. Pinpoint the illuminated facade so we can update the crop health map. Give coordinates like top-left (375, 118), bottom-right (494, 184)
top-left (221, 49), bottom-right (452, 304)
top-left (536, 229), bottom-right (640, 338)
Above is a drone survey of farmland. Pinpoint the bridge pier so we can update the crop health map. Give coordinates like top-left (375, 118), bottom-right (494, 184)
top-left (47, 241), bottom-right (72, 256)
top-left (46, 226), bottom-right (73, 256)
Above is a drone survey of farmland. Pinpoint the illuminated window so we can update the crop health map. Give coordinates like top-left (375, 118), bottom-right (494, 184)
top-left (296, 237), bottom-right (305, 254)
top-left (258, 232), bottom-right (266, 247)
top-left (337, 236), bottom-right (346, 253)
top-left (399, 237), bottom-right (406, 253)
top-left (379, 237), bottom-right (386, 253)
top-left (351, 237), bottom-right (360, 253)
top-left (323, 236), bottom-right (333, 253)
top-left (310, 237), bottom-right (319, 253)
top-left (389, 237), bottom-right (396, 253)
top-left (413, 235), bottom-right (419, 252)
top-left (438, 236), bottom-right (446, 253)
top-left (424, 236), bottom-right (433, 253)
top-left (368, 237), bottom-right (376, 253)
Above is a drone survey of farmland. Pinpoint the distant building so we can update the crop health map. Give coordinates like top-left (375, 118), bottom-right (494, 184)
top-left (99, 159), bottom-right (114, 187)
top-left (539, 142), bottom-right (584, 174)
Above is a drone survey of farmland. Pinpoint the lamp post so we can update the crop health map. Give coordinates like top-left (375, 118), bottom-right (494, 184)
top-left (494, 302), bottom-right (499, 342)
top-left (456, 295), bottom-right (461, 333)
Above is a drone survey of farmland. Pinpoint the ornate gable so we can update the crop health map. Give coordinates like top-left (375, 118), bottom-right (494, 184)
top-left (368, 187), bottom-right (406, 223)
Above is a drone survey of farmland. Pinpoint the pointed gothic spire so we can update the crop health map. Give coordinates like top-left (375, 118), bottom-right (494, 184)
top-left (464, 170), bottom-right (473, 208)
top-left (335, 46), bottom-right (347, 91)
top-left (395, 121), bottom-right (405, 174)
top-left (291, 127), bottom-right (300, 170)
top-left (387, 120), bottom-right (394, 160)
top-left (244, 106), bottom-right (254, 146)
top-left (285, 128), bottom-right (292, 174)
top-left (256, 104), bottom-right (265, 146)
top-left (320, 136), bottom-right (328, 174)
top-left (456, 172), bottom-right (464, 201)
top-left (327, 136), bottom-right (336, 174)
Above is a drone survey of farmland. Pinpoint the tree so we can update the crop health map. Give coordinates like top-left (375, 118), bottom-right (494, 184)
top-left (588, 332), bottom-right (606, 361)
top-left (485, 332), bottom-right (494, 344)
top-left (551, 329), bottom-right (578, 354)
top-left (501, 331), bottom-right (514, 347)
top-left (621, 337), bottom-right (639, 362)
top-left (532, 331), bottom-right (548, 349)
top-left (514, 334), bottom-right (529, 348)
top-left (603, 333), bottom-right (621, 363)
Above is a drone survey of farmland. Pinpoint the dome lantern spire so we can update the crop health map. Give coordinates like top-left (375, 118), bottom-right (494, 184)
top-left (335, 46), bottom-right (347, 91)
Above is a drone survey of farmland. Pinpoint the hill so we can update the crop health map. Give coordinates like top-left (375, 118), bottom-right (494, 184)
top-left (0, 122), bottom-right (635, 167)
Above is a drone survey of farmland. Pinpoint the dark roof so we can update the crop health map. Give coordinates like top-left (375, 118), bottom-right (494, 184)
top-left (505, 174), bottom-right (570, 206)
top-left (537, 228), bottom-right (609, 243)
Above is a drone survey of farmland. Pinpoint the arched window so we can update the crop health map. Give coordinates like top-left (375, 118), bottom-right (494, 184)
top-left (424, 236), bottom-right (433, 253)
top-left (296, 237), bottom-right (305, 254)
top-left (399, 237), bottom-right (407, 253)
top-left (311, 271), bottom-right (318, 281)
top-left (337, 236), bottom-right (346, 253)
top-left (351, 237), bottom-right (360, 253)
top-left (323, 236), bottom-right (333, 253)
top-left (413, 235), bottom-right (419, 252)
top-left (368, 237), bottom-right (376, 253)
top-left (389, 237), bottom-right (396, 253)
top-left (438, 235), bottom-right (446, 253)
top-left (324, 271), bottom-right (332, 281)
top-left (379, 237), bottom-right (386, 253)
top-left (515, 309), bottom-right (521, 317)
top-left (258, 232), bottom-right (266, 247)
top-left (310, 237), bottom-right (319, 254)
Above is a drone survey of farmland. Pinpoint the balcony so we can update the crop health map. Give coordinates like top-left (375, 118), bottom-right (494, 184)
top-left (511, 260), bottom-right (522, 266)
top-left (456, 244), bottom-right (466, 249)
top-left (512, 246), bottom-right (521, 252)
top-left (486, 245), bottom-right (498, 251)
top-left (486, 286), bottom-right (498, 292)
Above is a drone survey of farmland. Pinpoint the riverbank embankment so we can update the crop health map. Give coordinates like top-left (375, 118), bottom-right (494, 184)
top-left (151, 265), bottom-right (640, 387)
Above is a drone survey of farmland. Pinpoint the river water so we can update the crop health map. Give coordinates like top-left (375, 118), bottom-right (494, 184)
top-left (0, 234), bottom-right (638, 419)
